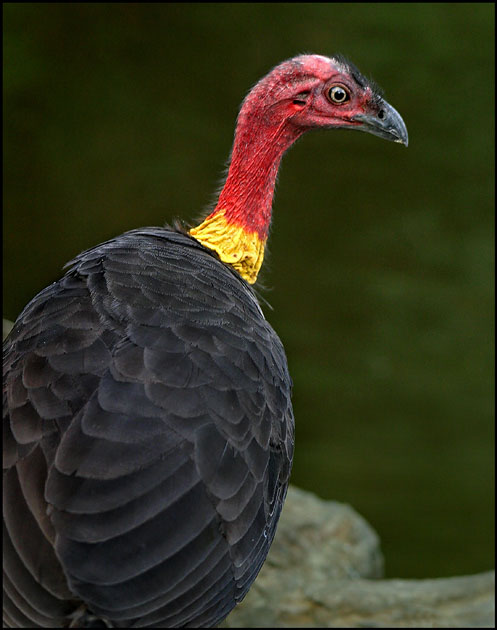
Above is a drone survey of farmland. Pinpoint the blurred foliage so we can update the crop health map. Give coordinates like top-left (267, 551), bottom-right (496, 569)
top-left (3, 3), bottom-right (494, 578)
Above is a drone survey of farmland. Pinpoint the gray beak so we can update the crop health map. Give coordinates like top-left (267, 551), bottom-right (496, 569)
top-left (352, 99), bottom-right (408, 147)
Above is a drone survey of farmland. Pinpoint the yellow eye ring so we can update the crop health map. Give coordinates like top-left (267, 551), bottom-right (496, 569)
top-left (328, 85), bottom-right (350, 104)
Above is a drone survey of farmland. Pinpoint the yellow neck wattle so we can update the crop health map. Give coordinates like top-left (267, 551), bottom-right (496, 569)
top-left (189, 210), bottom-right (266, 284)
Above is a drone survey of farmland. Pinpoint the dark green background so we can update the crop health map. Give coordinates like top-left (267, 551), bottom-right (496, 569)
top-left (3, 3), bottom-right (494, 579)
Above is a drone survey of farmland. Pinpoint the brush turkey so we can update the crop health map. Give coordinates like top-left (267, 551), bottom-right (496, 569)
top-left (3, 54), bottom-right (407, 628)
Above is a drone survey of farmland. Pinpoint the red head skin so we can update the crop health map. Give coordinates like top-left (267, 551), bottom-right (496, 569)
top-left (212, 54), bottom-right (382, 240)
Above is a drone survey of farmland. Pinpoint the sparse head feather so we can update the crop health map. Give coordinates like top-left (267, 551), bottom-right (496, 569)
top-left (331, 53), bottom-right (385, 103)
top-left (272, 54), bottom-right (382, 89)
top-left (240, 53), bottom-right (385, 114)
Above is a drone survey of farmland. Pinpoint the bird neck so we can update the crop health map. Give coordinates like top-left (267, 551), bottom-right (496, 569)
top-left (190, 93), bottom-right (304, 284)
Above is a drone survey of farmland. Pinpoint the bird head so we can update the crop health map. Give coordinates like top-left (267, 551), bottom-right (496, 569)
top-left (240, 53), bottom-right (408, 146)
top-left (191, 53), bottom-right (408, 284)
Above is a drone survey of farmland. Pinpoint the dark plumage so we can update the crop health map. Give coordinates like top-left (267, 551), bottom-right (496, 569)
top-left (3, 54), bottom-right (406, 628)
top-left (4, 229), bottom-right (293, 627)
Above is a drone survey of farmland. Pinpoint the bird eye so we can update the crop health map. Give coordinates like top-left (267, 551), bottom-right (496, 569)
top-left (327, 85), bottom-right (350, 104)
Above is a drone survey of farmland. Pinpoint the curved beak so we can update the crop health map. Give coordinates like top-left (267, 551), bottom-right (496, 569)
top-left (352, 99), bottom-right (408, 147)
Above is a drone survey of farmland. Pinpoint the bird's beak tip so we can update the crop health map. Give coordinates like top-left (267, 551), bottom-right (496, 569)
top-left (352, 100), bottom-right (408, 148)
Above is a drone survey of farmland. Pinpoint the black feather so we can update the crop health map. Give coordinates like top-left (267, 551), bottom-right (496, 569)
top-left (3, 228), bottom-right (294, 627)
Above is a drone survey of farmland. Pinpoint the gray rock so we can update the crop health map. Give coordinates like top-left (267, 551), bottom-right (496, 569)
top-left (3, 318), bottom-right (13, 340)
top-left (222, 486), bottom-right (494, 628)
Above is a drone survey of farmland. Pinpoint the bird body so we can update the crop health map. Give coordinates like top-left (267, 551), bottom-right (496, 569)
top-left (4, 228), bottom-right (293, 627)
top-left (3, 54), bottom-right (407, 627)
